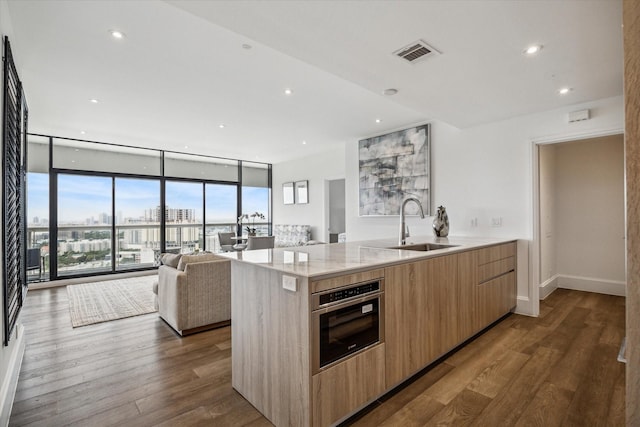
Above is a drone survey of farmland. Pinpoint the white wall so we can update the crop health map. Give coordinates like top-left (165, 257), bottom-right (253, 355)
top-left (539, 144), bottom-right (558, 298)
top-left (345, 95), bottom-right (624, 314)
top-left (0, 1), bottom-right (26, 424)
top-left (555, 135), bottom-right (626, 294)
top-left (272, 146), bottom-right (345, 241)
top-left (271, 96), bottom-right (624, 315)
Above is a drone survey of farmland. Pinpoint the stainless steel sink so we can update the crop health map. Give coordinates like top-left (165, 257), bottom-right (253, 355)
top-left (387, 243), bottom-right (458, 251)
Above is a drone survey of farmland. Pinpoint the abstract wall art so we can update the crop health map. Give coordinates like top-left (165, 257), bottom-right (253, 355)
top-left (358, 124), bottom-right (430, 216)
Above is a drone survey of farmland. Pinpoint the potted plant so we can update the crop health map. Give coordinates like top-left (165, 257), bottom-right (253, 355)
top-left (238, 212), bottom-right (265, 236)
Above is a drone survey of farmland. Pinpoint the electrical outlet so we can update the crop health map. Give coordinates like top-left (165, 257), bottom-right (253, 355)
top-left (282, 275), bottom-right (297, 292)
top-left (470, 217), bottom-right (478, 227)
top-left (491, 217), bottom-right (503, 227)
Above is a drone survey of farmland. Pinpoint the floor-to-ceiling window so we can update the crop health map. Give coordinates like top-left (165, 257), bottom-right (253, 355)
top-left (57, 174), bottom-right (113, 276)
top-left (26, 134), bottom-right (272, 281)
top-left (205, 183), bottom-right (238, 252)
top-left (165, 181), bottom-right (203, 254)
top-left (115, 178), bottom-right (161, 270)
top-left (26, 172), bottom-right (49, 282)
top-left (26, 135), bottom-right (50, 282)
top-left (241, 161), bottom-right (271, 235)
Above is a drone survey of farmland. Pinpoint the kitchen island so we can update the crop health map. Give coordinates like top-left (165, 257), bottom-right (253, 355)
top-left (220, 236), bottom-right (517, 427)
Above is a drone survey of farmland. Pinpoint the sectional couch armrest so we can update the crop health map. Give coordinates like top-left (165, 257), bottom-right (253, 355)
top-left (181, 259), bottom-right (231, 329)
top-left (158, 265), bottom-right (188, 330)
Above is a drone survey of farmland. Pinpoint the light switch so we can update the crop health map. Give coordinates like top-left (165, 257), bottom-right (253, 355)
top-left (282, 275), bottom-right (297, 292)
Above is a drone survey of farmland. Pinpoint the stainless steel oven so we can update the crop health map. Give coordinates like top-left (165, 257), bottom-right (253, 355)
top-left (312, 279), bottom-right (384, 373)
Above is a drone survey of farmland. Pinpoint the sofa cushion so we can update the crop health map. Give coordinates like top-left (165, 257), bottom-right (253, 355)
top-left (177, 253), bottom-right (224, 271)
top-left (161, 253), bottom-right (182, 268)
top-left (274, 224), bottom-right (311, 248)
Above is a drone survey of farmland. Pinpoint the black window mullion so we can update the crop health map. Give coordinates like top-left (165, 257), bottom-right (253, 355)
top-left (237, 161), bottom-right (242, 236)
top-left (201, 182), bottom-right (206, 251)
top-left (267, 163), bottom-right (272, 236)
top-left (160, 151), bottom-right (166, 254)
top-left (111, 177), bottom-right (116, 273)
top-left (49, 166), bottom-right (57, 281)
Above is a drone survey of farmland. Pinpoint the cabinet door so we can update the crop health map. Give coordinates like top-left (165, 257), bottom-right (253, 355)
top-left (476, 271), bottom-right (516, 327)
top-left (312, 344), bottom-right (385, 427)
top-left (474, 242), bottom-right (517, 329)
top-left (384, 256), bottom-right (457, 388)
top-left (456, 250), bottom-right (478, 341)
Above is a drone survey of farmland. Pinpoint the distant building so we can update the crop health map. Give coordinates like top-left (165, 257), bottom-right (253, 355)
top-left (145, 205), bottom-right (196, 223)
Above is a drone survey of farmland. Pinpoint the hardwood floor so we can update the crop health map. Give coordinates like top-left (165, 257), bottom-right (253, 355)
top-left (10, 287), bottom-right (624, 426)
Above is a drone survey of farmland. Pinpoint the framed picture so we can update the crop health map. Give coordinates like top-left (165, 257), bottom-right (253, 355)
top-left (358, 124), bottom-right (430, 216)
top-left (295, 180), bottom-right (308, 204)
top-left (283, 182), bottom-right (295, 205)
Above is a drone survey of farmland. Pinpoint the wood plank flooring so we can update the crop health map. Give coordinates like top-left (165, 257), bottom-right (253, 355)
top-left (10, 287), bottom-right (624, 426)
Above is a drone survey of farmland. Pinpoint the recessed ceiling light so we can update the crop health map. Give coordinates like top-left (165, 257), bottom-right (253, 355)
top-left (302, 140), bottom-right (307, 145)
top-left (109, 30), bottom-right (125, 39)
top-left (284, 88), bottom-right (293, 95)
top-left (558, 87), bottom-right (572, 95)
top-left (383, 88), bottom-right (398, 96)
top-left (89, 99), bottom-right (99, 104)
top-left (375, 119), bottom-right (382, 123)
top-left (184, 145), bottom-right (188, 149)
top-left (219, 124), bottom-right (225, 129)
top-left (524, 44), bottom-right (542, 55)
top-left (80, 130), bottom-right (86, 135)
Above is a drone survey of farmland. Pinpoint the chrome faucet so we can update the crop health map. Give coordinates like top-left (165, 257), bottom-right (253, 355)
top-left (399, 196), bottom-right (425, 245)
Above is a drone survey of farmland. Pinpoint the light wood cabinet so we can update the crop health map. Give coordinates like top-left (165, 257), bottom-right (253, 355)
top-left (477, 271), bottom-right (516, 327)
top-left (312, 344), bottom-right (385, 427)
top-left (384, 255), bottom-right (458, 388)
top-left (384, 242), bottom-right (516, 390)
top-left (457, 250), bottom-right (479, 341)
top-left (232, 241), bottom-right (517, 427)
top-left (475, 242), bottom-right (517, 328)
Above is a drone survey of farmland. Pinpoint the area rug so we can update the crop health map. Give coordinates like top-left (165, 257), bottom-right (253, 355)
top-left (67, 275), bottom-right (158, 327)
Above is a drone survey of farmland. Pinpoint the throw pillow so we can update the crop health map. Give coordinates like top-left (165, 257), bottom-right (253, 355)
top-left (161, 253), bottom-right (182, 268)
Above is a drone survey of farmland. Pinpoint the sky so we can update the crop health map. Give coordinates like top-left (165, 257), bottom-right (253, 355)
top-left (27, 172), bottom-right (270, 225)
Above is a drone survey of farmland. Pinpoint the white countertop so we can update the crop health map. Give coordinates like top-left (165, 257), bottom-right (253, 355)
top-left (218, 235), bottom-right (517, 280)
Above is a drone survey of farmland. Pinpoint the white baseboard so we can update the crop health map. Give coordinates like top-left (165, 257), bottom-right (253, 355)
top-left (557, 274), bottom-right (626, 297)
top-left (539, 275), bottom-right (559, 300)
top-left (515, 296), bottom-right (536, 317)
top-left (0, 323), bottom-right (25, 427)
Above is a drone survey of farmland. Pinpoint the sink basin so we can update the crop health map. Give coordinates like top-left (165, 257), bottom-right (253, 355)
top-left (387, 243), bottom-right (458, 251)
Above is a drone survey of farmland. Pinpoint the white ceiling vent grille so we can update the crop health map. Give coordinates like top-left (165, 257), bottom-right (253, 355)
top-left (394, 40), bottom-right (440, 63)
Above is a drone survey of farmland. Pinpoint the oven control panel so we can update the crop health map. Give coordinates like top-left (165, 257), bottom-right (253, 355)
top-left (319, 281), bottom-right (380, 306)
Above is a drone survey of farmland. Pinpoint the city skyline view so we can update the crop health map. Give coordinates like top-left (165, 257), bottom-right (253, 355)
top-left (27, 173), bottom-right (270, 226)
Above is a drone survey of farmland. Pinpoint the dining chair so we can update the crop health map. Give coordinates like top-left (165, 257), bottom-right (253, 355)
top-left (26, 247), bottom-right (41, 279)
top-left (218, 232), bottom-right (237, 252)
top-left (246, 236), bottom-right (275, 251)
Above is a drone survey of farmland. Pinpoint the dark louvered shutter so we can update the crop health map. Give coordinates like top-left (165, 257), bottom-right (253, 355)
top-left (2, 36), bottom-right (28, 345)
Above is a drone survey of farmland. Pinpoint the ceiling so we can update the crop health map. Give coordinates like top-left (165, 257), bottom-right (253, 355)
top-left (6, 0), bottom-right (623, 164)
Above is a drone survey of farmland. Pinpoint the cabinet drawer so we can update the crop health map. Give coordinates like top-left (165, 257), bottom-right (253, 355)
top-left (476, 242), bottom-right (516, 265)
top-left (478, 256), bottom-right (515, 283)
top-left (312, 344), bottom-right (385, 427)
top-left (476, 271), bottom-right (516, 327)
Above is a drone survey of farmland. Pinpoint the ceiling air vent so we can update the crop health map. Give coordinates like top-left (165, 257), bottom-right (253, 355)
top-left (394, 40), bottom-right (440, 64)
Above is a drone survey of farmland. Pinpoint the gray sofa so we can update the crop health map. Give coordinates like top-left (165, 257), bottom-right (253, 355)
top-left (155, 253), bottom-right (231, 336)
top-left (273, 224), bottom-right (312, 247)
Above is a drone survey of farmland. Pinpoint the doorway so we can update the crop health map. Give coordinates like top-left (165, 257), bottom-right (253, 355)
top-left (537, 133), bottom-right (625, 300)
top-left (325, 178), bottom-right (345, 243)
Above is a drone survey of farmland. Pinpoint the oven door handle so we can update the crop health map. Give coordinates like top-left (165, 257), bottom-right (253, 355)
top-left (312, 291), bottom-right (382, 314)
